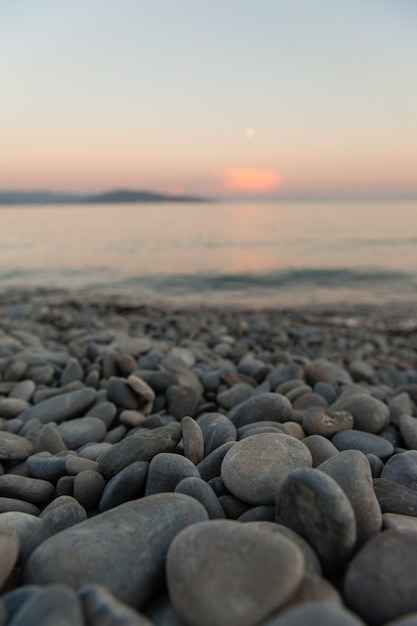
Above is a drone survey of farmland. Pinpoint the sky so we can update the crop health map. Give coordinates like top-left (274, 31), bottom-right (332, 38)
top-left (1, 0), bottom-right (417, 199)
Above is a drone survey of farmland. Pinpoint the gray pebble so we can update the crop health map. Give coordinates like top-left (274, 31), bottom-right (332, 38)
top-left (80, 584), bottom-right (153, 626)
top-left (18, 387), bottom-right (97, 425)
top-left (175, 477), bottom-right (225, 519)
top-left (228, 393), bottom-right (292, 428)
top-left (196, 412), bottom-right (237, 454)
top-left (145, 452), bottom-right (200, 496)
top-left (7, 584), bottom-right (83, 626)
top-left (381, 450), bottom-right (417, 489)
top-left (73, 470), bottom-right (105, 510)
top-left (57, 416), bottom-right (106, 450)
top-left (99, 461), bottom-right (149, 511)
top-left (332, 429), bottom-right (394, 459)
top-left (0, 475), bottom-right (55, 506)
top-left (0, 431), bottom-right (33, 462)
top-left (261, 602), bottom-right (365, 626)
top-left (181, 416), bottom-right (204, 465)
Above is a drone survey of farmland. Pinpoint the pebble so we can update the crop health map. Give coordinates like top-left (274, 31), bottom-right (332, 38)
top-left (73, 470), bottom-right (105, 510)
top-left (344, 529), bottom-right (417, 625)
top-left (398, 414), bottom-right (417, 449)
top-left (174, 476), bottom-right (225, 519)
top-left (332, 429), bottom-right (394, 459)
top-left (0, 474), bottom-right (55, 505)
top-left (167, 520), bottom-right (305, 626)
top-left (0, 431), bottom-right (33, 461)
top-left (276, 467), bottom-right (356, 573)
top-left (196, 413), bottom-right (237, 454)
top-left (97, 423), bottom-right (182, 479)
top-left (331, 392), bottom-right (390, 433)
top-left (383, 512), bottom-right (417, 532)
top-left (302, 434), bottom-right (339, 466)
top-left (318, 450), bottom-right (382, 546)
top-left (7, 584), bottom-right (83, 626)
top-left (306, 359), bottom-right (353, 385)
top-left (181, 416), bottom-right (204, 465)
top-left (80, 584), bottom-right (153, 626)
top-left (301, 406), bottom-right (353, 437)
top-left (24, 493), bottom-right (208, 609)
top-left (165, 384), bottom-right (201, 418)
top-left (18, 387), bottom-right (97, 425)
top-left (373, 478), bottom-right (417, 516)
top-left (381, 450), bottom-right (417, 489)
top-left (228, 393), bottom-right (292, 428)
top-left (57, 416), bottom-right (107, 449)
top-left (145, 452), bottom-right (200, 495)
top-left (99, 461), bottom-right (149, 511)
top-left (221, 433), bottom-right (312, 505)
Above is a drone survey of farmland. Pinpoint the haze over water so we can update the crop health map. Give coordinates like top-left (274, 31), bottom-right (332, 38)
top-left (1, 200), bottom-right (416, 309)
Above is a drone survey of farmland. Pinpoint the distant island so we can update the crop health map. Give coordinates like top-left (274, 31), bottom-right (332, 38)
top-left (0, 189), bottom-right (211, 205)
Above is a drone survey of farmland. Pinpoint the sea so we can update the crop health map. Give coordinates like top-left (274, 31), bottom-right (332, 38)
top-left (1, 200), bottom-right (416, 311)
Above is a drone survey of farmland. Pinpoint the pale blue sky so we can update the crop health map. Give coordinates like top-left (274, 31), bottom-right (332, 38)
top-left (1, 0), bottom-right (417, 196)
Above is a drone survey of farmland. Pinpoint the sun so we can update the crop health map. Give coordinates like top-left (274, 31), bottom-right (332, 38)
top-left (245, 128), bottom-right (256, 140)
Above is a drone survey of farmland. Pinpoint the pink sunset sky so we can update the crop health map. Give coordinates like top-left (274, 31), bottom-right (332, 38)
top-left (1, 0), bottom-right (417, 199)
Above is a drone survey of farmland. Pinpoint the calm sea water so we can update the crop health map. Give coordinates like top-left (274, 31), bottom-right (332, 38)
top-left (1, 200), bottom-right (416, 309)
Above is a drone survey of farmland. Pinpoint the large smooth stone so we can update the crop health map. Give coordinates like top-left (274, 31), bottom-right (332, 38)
top-left (98, 424), bottom-right (181, 479)
top-left (319, 450), bottom-right (382, 546)
top-left (167, 520), bottom-right (305, 626)
top-left (276, 467), bottom-right (356, 573)
top-left (24, 493), bottom-right (208, 609)
top-left (221, 433), bottom-right (312, 505)
top-left (344, 529), bottom-right (417, 625)
top-left (18, 388), bottom-right (97, 424)
top-left (228, 393), bottom-right (292, 429)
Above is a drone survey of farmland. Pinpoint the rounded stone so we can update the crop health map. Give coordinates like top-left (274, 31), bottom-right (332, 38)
top-left (196, 413), bottom-right (237, 455)
top-left (166, 385), bottom-right (201, 419)
top-left (175, 477), bottom-right (225, 519)
top-left (106, 377), bottom-right (140, 410)
top-left (381, 450), bottom-right (417, 489)
top-left (0, 512), bottom-right (42, 563)
top-left (181, 416), bottom-right (204, 465)
top-left (383, 513), bottom-right (417, 532)
top-left (228, 393), bottom-right (293, 429)
top-left (0, 475), bottom-right (55, 506)
top-left (373, 478), bottom-right (417, 516)
top-left (73, 470), bottom-right (106, 510)
top-left (145, 453), bottom-right (200, 496)
top-left (332, 430), bottom-right (394, 459)
top-left (57, 417), bottom-right (106, 450)
top-left (276, 467), bottom-right (356, 573)
top-left (221, 433), bottom-right (312, 505)
top-left (344, 529), bottom-right (417, 625)
top-left (302, 407), bottom-right (353, 437)
top-left (217, 383), bottom-right (254, 410)
top-left (18, 387), bottom-right (97, 425)
top-left (331, 393), bottom-right (389, 434)
top-left (398, 415), bottom-right (417, 450)
top-left (302, 434), bottom-right (339, 466)
top-left (80, 584), bottom-right (153, 626)
top-left (306, 359), bottom-right (353, 386)
top-left (196, 441), bottom-right (236, 482)
top-left (167, 520), bottom-right (305, 626)
top-left (318, 450), bottom-right (382, 547)
top-left (0, 431), bottom-right (33, 461)
top-left (98, 423), bottom-right (182, 479)
top-left (99, 462), bottom-right (149, 512)
top-left (24, 493), bottom-right (209, 609)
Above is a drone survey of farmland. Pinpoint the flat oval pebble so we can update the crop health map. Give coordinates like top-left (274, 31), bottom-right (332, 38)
top-left (98, 423), bottom-right (182, 479)
top-left (196, 441), bottom-right (236, 482)
top-left (0, 475), bottom-right (55, 506)
top-left (221, 433), bottom-right (312, 505)
top-left (302, 407), bottom-right (353, 437)
top-left (18, 387), bottom-right (97, 424)
top-left (73, 470), bottom-right (105, 510)
top-left (276, 467), bottom-right (356, 573)
top-left (302, 434), bottom-right (339, 466)
top-left (373, 478), bottom-right (417, 516)
top-left (332, 429), bottom-right (394, 459)
top-left (24, 493), bottom-right (208, 608)
top-left (167, 520), bottom-right (305, 626)
top-left (228, 393), bottom-right (292, 428)
top-left (261, 602), bottom-right (366, 626)
top-left (57, 416), bottom-right (106, 449)
top-left (319, 450), bottom-right (382, 546)
top-left (344, 529), bottom-right (417, 625)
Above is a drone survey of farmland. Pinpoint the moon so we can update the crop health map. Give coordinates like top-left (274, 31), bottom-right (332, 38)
top-left (245, 127), bottom-right (256, 139)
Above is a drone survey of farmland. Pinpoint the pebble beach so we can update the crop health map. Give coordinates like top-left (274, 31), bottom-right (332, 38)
top-left (1, 289), bottom-right (417, 626)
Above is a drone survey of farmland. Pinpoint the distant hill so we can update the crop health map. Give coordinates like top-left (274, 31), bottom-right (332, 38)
top-left (0, 189), bottom-right (211, 205)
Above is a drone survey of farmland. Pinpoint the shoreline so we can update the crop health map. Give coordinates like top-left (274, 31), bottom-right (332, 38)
top-left (1, 287), bottom-right (416, 334)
